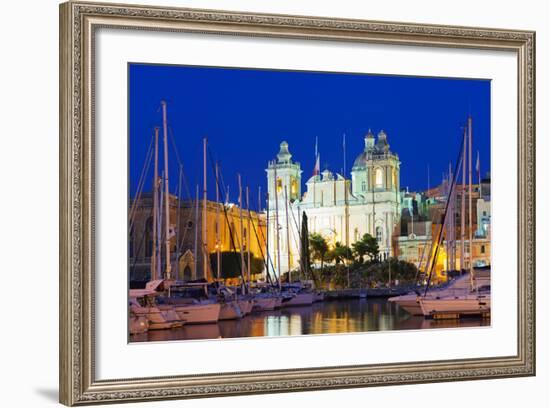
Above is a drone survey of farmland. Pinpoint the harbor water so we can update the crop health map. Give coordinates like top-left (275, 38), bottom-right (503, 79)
top-left (130, 298), bottom-right (489, 343)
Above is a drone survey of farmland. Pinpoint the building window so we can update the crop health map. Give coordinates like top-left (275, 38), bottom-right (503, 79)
top-left (482, 211), bottom-right (487, 216)
top-left (276, 177), bottom-right (283, 194)
top-left (392, 168), bottom-right (397, 189)
top-left (361, 180), bottom-right (366, 192)
top-left (481, 245), bottom-right (485, 254)
top-left (290, 177), bottom-right (297, 195)
top-left (375, 168), bottom-right (384, 188)
top-left (375, 226), bottom-right (382, 243)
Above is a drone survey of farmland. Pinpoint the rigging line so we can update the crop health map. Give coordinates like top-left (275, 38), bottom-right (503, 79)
top-left (205, 146), bottom-right (246, 283)
top-left (128, 155), bottom-right (153, 233)
top-left (174, 166), bottom-right (183, 277)
top-left (286, 198), bottom-right (308, 275)
top-left (167, 125), bottom-right (193, 201)
top-left (129, 205), bottom-right (154, 275)
top-left (129, 132), bottom-right (155, 225)
top-left (255, 203), bottom-right (278, 286)
top-left (207, 143), bottom-right (276, 286)
top-left (423, 129), bottom-right (466, 297)
top-left (245, 195), bottom-right (274, 286)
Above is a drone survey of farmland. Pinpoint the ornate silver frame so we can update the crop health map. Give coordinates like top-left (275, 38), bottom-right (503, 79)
top-left (59, 1), bottom-right (536, 405)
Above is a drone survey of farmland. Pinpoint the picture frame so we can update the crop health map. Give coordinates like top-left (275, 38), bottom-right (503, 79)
top-left (59, 1), bottom-right (536, 405)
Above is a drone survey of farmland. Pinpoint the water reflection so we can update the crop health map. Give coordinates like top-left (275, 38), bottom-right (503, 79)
top-left (130, 299), bottom-right (489, 343)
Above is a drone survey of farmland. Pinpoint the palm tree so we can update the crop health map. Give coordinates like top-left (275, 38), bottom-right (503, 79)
top-left (352, 233), bottom-right (379, 263)
top-left (309, 233), bottom-right (328, 274)
top-left (331, 241), bottom-right (353, 265)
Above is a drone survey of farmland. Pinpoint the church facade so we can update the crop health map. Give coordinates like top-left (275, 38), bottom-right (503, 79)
top-left (266, 130), bottom-right (402, 277)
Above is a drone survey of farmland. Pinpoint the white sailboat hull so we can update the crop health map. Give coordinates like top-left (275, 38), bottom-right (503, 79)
top-left (219, 301), bottom-right (243, 320)
top-left (281, 292), bottom-right (314, 307)
top-left (252, 297), bottom-right (278, 311)
top-left (174, 303), bottom-right (221, 324)
top-left (388, 296), bottom-right (423, 316)
top-left (237, 299), bottom-right (254, 315)
top-left (130, 304), bottom-right (181, 330)
top-left (419, 296), bottom-right (491, 317)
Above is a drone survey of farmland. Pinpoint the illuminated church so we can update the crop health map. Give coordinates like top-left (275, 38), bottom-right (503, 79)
top-left (266, 130), bottom-right (401, 275)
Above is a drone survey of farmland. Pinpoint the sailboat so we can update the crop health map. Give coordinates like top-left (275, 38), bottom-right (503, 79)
top-left (418, 116), bottom-right (491, 319)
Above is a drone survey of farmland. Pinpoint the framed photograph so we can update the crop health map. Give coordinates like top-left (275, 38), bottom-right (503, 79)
top-left (59, 1), bottom-right (535, 405)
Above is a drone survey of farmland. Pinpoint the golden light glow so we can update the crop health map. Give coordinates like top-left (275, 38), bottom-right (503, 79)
top-left (290, 177), bottom-right (297, 195)
top-left (276, 177), bottom-right (283, 194)
top-left (375, 167), bottom-right (383, 188)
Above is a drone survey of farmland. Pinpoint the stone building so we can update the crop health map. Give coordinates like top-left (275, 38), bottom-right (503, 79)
top-left (129, 193), bottom-right (266, 282)
top-left (266, 130), bottom-right (402, 278)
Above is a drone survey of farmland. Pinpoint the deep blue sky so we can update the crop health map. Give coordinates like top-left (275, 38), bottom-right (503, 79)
top-left (129, 63), bottom-right (490, 211)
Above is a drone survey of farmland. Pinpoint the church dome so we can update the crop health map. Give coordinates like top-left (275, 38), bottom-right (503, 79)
top-left (277, 141), bottom-right (292, 163)
top-left (353, 151), bottom-right (368, 168)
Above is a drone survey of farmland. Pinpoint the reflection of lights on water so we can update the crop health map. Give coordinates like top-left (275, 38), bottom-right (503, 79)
top-left (265, 315), bottom-right (290, 337)
top-left (289, 314), bottom-right (302, 336)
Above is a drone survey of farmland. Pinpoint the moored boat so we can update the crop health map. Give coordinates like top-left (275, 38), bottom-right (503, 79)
top-left (219, 301), bottom-right (244, 320)
top-left (129, 289), bottom-right (183, 330)
top-left (419, 294), bottom-right (490, 318)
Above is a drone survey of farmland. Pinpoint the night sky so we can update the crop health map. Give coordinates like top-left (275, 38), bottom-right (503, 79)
top-left (129, 63), bottom-right (490, 211)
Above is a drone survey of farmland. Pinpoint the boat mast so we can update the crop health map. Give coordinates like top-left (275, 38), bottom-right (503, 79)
top-left (160, 101), bottom-right (171, 280)
top-left (468, 116), bottom-right (474, 291)
top-left (203, 138), bottom-right (208, 280)
top-left (273, 165), bottom-right (282, 287)
top-left (238, 174), bottom-right (247, 291)
top-left (460, 126), bottom-right (467, 274)
top-left (194, 184), bottom-right (199, 279)
top-left (215, 162), bottom-right (221, 281)
top-left (446, 164), bottom-right (451, 274)
top-left (284, 185), bottom-right (292, 283)
top-left (246, 186), bottom-right (252, 285)
top-left (151, 127), bottom-right (159, 281)
top-left (265, 188), bottom-right (272, 285)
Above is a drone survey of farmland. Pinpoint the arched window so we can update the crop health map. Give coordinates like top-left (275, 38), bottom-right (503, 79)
top-left (375, 226), bottom-right (382, 243)
top-left (290, 177), bottom-right (298, 195)
top-left (375, 168), bottom-right (384, 188)
top-left (361, 180), bottom-right (367, 192)
top-left (276, 177), bottom-right (283, 194)
top-left (183, 266), bottom-right (192, 281)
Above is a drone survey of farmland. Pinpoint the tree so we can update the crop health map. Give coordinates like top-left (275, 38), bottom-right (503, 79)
top-left (309, 233), bottom-right (329, 274)
top-left (330, 241), bottom-right (353, 265)
top-left (352, 233), bottom-right (379, 263)
top-left (209, 252), bottom-right (264, 280)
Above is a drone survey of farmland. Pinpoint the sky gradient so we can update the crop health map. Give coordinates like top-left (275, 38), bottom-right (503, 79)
top-left (129, 63), bottom-right (491, 211)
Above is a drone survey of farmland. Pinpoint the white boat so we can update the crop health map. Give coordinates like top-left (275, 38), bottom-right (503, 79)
top-left (237, 299), bottom-right (254, 315)
top-left (281, 292), bottom-right (314, 307)
top-left (280, 283), bottom-right (315, 307)
top-left (313, 291), bottom-right (325, 302)
top-left (219, 301), bottom-right (243, 320)
top-left (129, 308), bottom-right (149, 334)
top-left (419, 294), bottom-right (490, 317)
top-left (129, 289), bottom-right (183, 330)
top-left (252, 295), bottom-right (278, 311)
top-left (388, 272), bottom-right (489, 316)
top-left (165, 282), bottom-right (221, 324)
top-left (172, 302), bottom-right (221, 324)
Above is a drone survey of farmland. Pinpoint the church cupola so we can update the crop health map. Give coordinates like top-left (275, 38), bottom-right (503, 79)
top-left (377, 130), bottom-right (390, 152)
top-left (277, 141), bottom-right (292, 163)
top-left (267, 141), bottom-right (302, 205)
top-left (365, 129), bottom-right (375, 150)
